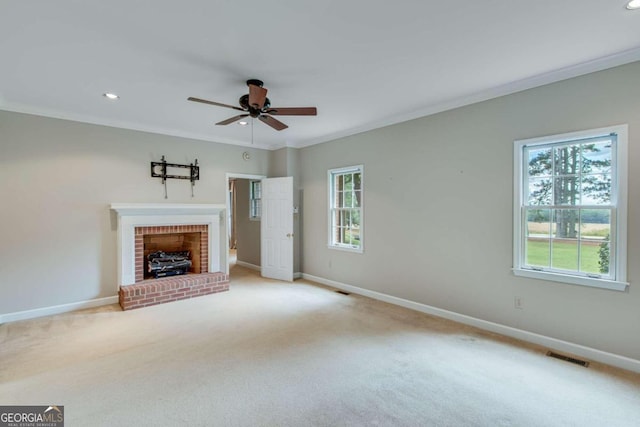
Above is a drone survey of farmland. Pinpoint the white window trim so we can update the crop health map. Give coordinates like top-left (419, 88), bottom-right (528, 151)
top-left (328, 165), bottom-right (364, 253)
top-left (513, 124), bottom-right (628, 292)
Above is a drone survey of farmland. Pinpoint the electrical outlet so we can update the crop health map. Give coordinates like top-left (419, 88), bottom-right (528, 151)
top-left (514, 297), bottom-right (524, 309)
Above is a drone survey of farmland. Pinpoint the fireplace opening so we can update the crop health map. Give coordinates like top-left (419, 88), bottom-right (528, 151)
top-left (143, 232), bottom-right (201, 280)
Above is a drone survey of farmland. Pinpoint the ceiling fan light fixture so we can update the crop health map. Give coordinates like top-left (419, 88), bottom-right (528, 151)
top-left (103, 92), bottom-right (119, 100)
top-left (627, 0), bottom-right (640, 9)
top-left (238, 121), bottom-right (249, 126)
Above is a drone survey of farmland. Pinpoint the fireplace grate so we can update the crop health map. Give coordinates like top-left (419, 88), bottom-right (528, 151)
top-left (148, 250), bottom-right (192, 278)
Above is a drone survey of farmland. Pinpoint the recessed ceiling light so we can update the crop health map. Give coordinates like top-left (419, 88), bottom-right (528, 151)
top-left (238, 121), bottom-right (248, 126)
top-left (103, 92), bottom-right (119, 100)
top-left (627, 0), bottom-right (640, 10)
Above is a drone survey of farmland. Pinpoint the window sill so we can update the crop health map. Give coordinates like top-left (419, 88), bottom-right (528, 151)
top-left (328, 244), bottom-right (363, 254)
top-left (512, 268), bottom-right (628, 292)
top-left (249, 217), bottom-right (261, 222)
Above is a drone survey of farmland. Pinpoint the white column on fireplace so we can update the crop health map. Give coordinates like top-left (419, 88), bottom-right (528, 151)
top-left (110, 203), bottom-right (227, 287)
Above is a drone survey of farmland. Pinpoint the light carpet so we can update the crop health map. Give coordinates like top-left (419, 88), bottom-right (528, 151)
top-left (1, 266), bottom-right (640, 426)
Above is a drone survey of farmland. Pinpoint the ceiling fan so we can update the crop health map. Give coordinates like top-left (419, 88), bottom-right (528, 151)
top-left (188, 79), bottom-right (317, 131)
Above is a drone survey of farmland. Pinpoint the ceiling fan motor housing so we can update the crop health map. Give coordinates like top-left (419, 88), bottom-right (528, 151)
top-left (239, 94), bottom-right (271, 116)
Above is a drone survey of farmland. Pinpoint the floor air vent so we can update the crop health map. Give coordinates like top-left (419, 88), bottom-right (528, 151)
top-left (336, 290), bottom-right (351, 296)
top-left (546, 351), bottom-right (589, 367)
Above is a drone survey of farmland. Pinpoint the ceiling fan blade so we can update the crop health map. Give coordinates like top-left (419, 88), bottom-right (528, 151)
top-left (216, 114), bottom-right (249, 126)
top-left (249, 85), bottom-right (268, 109)
top-left (259, 114), bottom-right (288, 131)
top-left (265, 107), bottom-right (317, 116)
top-left (188, 97), bottom-right (245, 111)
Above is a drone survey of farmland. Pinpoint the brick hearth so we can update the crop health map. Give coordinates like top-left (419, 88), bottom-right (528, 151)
top-left (119, 272), bottom-right (229, 310)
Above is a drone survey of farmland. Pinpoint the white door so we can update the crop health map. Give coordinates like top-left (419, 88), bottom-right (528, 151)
top-left (261, 177), bottom-right (294, 282)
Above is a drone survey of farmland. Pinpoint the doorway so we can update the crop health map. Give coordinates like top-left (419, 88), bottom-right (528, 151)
top-left (227, 173), bottom-right (266, 275)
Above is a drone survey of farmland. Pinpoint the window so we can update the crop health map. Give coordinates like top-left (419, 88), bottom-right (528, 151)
top-left (329, 165), bottom-right (363, 252)
top-left (249, 180), bottom-right (261, 220)
top-left (513, 125), bottom-right (628, 291)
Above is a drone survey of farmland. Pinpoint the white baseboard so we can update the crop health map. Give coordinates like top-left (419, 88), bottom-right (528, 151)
top-left (235, 260), bottom-right (261, 272)
top-left (0, 296), bottom-right (119, 324)
top-left (294, 272), bottom-right (302, 280)
top-left (302, 273), bottom-right (640, 374)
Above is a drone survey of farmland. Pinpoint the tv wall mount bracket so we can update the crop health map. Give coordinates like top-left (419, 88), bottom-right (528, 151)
top-left (150, 156), bottom-right (200, 198)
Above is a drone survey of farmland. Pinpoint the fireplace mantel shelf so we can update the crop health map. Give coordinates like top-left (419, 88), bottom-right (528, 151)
top-left (110, 203), bottom-right (225, 216)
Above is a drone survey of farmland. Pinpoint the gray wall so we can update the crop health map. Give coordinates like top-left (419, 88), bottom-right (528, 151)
top-left (235, 179), bottom-right (261, 266)
top-left (300, 61), bottom-right (640, 360)
top-left (0, 111), bottom-right (270, 313)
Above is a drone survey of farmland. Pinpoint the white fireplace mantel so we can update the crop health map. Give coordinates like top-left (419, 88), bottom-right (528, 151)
top-left (110, 203), bottom-right (227, 287)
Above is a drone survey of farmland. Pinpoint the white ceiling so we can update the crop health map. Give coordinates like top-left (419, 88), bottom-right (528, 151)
top-left (1, 1), bottom-right (639, 150)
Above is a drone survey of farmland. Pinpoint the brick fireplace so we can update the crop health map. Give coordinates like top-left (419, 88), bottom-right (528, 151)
top-left (111, 203), bottom-right (229, 310)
